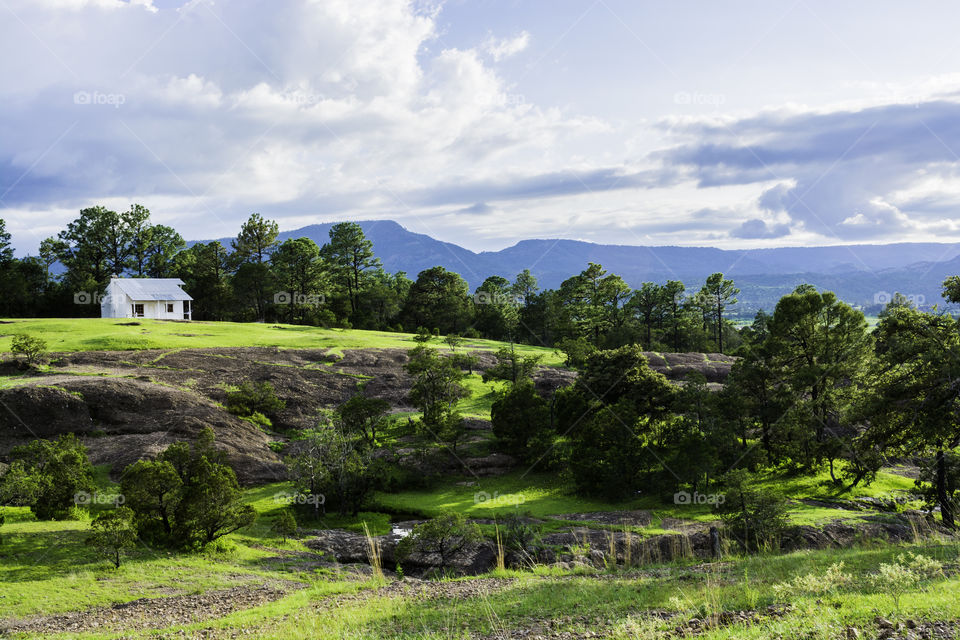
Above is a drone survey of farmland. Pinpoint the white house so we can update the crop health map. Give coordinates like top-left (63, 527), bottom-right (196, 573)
top-left (100, 277), bottom-right (193, 320)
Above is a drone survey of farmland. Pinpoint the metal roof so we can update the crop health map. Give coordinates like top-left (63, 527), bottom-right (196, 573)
top-left (111, 278), bottom-right (193, 301)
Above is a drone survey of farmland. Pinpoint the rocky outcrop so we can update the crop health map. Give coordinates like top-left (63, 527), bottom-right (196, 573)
top-left (304, 512), bottom-right (951, 578)
top-left (643, 352), bottom-right (736, 384)
top-left (0, 377), bottom-right (284, 484)
top-left (304, 526), bottom-right (496, 577)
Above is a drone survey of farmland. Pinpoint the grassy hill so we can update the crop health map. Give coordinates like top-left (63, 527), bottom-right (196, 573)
top-left (0, 318), bottom-right (564, 363)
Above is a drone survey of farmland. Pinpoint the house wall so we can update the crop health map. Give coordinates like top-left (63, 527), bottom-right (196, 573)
top-left (100, 284), bottom-right (130, 319)
top-left (100, 292), bottom-right (190, 319)
top-left (134, 300), bottom-right (187, 320)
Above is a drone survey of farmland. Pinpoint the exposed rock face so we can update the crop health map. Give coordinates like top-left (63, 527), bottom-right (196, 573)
top-left (304, 527), bottom-right (495, 577)
top-left (642, 352), bottom-right (736, 384)
top-left (0, 377), bottom-right (284, 484)
top-left (303, 512), bottom-right (950, 577)
top-left (0, 385), bottom-right (91, 437)
top-left (532, 351), bottom-right (737, 394)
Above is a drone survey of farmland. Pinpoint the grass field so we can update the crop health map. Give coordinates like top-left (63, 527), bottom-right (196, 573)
top-left (3, 497), bottom-right (958, 638)
top-left (2, 317), bottom-right (957, 638)
top-left (0, 318), bottom-right (564, 365)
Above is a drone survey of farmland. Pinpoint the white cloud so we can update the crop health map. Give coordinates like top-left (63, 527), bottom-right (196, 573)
top-left (481, 31), bottom-right (530, 62)
top-left (0, 0), bottom-right (600, 251)
top-left (6, 1), bottom-right (960, 254)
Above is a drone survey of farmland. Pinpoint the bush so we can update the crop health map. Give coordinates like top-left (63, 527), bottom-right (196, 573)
top-left (556, 336), bottom-right (596, 370)
top-left (715, 470), bottom-right (789, 551)
top-left (242, 411), bottom-right (272, 428)
top-left (338, 394), bottom-right (390, 446)
top-left (225, 381), bottom-right (286, 421)
top-left (122, 428), bottom-right (258, 548)
top-left (772, 562), bottom-right (852, 602)
top-left (499, 512), bottom-right (542, 562)
top-left (0, 434), bottom-right (95, 520)
top-left (395, 512), bottom-right (483, 572)
top-left (271, 509), bottom-right (298, 542)
top-left (87, 506), bottom-right (137, 568)
top-left (490, 381), bottom-right (552, 462)
top-left (173, 456), bottom-right (257, 547)
top-left (873, 552), bottom-right (944, 614)
top-left (10, 334), bottom-right (47, 365)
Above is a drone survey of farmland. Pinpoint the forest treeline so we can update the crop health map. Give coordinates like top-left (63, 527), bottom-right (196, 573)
top-left (0, 207), bottom-right (741, 353)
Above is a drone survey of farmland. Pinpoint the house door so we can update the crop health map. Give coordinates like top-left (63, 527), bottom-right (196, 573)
top-left (132, 303), bottom-right (144, 318)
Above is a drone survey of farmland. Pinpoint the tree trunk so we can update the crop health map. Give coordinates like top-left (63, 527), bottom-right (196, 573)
top-left (716, 302), bottom-right (723, 353)
top-left (936, 448), bottom-right (955, 529)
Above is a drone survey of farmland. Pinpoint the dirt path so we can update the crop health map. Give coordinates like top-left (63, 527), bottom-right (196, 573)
top-left (0, 582), bottom-right (302, 636)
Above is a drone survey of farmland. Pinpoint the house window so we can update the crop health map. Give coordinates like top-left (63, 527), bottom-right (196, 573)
top-left (132, 304), bottom-right (144, 317)
top-left (166, 303), bottom-right (174, 313)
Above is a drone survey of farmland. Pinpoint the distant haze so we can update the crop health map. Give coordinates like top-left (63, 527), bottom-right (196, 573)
top-left (204, 220), bottom-right (960, 314)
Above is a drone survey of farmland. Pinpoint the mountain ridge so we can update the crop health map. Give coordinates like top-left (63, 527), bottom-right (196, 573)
top-left (202, 219), bottom-right (960, 311)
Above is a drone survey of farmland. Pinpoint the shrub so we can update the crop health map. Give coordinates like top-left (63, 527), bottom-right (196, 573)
top-left (225, 381), bottom-right (286, 420)
top-left (395, 512), bottom-right (484, 573)
top-left (87, 507), bottom-right (137, 568)
top-left (715, 470), bottom-right (789, 551)
top-left (873, 553), bottom-right (945, 614)
top-left (243, 411), bottom-right (272, 428)
top-left (173, 456), bottom-right (257, 547)
top-left (122, 428), bottom-right (257, 549)
top-left (772, 562), bottom-right (852, 602)
top-left (10, 334), bottom-right (47, 365)
top-left (499, 512), bottom-right (542, 563)
top-left (120, 459), bottom-right (182, 538)
top-left (1, 434), bottom-right (95, 520)
top-left (490, 381), bottom-right (552, 462)
top-left (271, 509), bottom-right (298, 542)
top-left (556, 336), bottom-right (596, 370)
top-left (338, 394), bottom-right (390, 446)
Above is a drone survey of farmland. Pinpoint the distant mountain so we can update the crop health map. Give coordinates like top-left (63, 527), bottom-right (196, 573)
top-left (203, 220), bottom-right (960, 314)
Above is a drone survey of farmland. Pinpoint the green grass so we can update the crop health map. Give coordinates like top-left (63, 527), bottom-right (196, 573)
top-left (370, 471), bottom-right (641, 520)
top-left (92, 541), bottom-right (959, 640)
top-left (0, 318), bottom-right (564, 365)
top-left (456, 373), bottom-right (501, 419)
top-left (3, 475), bottom-right (958, 639)
top-left (4, 317), bottom-right (956, 638)
top-left (0, 507), bottom-right (288, 619)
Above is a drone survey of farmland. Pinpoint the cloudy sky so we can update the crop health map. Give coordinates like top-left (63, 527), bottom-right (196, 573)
top-left (4, 0), bottom-right (960, 254)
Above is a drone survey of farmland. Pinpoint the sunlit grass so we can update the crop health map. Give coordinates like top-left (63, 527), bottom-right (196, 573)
top-left (0, 318), bottom-right (564, 366)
